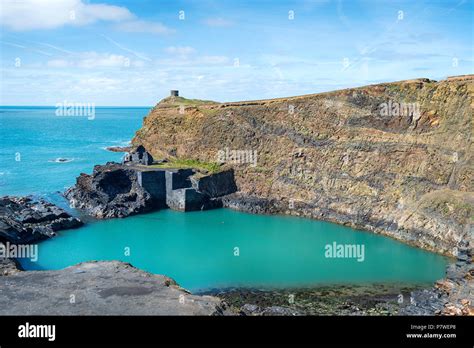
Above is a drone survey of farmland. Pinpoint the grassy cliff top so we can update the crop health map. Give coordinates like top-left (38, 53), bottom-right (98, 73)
top-left (155, 75), bottom-right (473, 110)
top-left (154, 96), bottom-right (219, 109)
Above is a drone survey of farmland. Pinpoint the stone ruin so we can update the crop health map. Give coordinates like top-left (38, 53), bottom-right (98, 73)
top-left (66, 143), bottom-right (239, 216)
top-left (122, 145), bottom-right (154, 165)
top-left (66, 162), bottom-right (238, 217)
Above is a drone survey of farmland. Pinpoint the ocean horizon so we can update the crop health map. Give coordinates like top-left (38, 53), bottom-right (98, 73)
top-left (0, 106), bottom-right (149, 197)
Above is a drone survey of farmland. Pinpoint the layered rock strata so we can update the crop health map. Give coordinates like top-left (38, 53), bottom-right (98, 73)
top-left (132, 76), bottom-right (474, 256)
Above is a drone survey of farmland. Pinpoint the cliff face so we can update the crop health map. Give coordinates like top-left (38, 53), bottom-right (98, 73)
top-left (132, 77), bottom-right (474, 256)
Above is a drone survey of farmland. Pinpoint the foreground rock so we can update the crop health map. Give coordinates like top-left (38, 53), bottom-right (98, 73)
top-left (0, 196), bottom-right (82, 244)
top-left (0, 261), bottom-right (228, 315)
top-left (133, 76), bottom-right (474, 256)
top-left (65, 161), bottom-right (237, 218)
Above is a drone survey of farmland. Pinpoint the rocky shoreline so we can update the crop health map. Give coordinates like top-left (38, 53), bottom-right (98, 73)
top-left (0, 196), bottom-right (82, 244)
top-left (202, 248), bottom-right (473, 316)
top-left (0, 196), bottom-right (83, 276)
top-left (3, 253), bottom-right (469, 315)
top-left (1, 147), bottom-right (472, 316)
top-left (0, 191), bottom-right (471, 315)
top-left (204, 284), bottom-right (421, 316)
top-left (401, 243), bottom-right (473, 316)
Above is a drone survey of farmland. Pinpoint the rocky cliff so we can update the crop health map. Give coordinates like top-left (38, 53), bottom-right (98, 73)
top-left (132, 76), bottom-right (474, 256)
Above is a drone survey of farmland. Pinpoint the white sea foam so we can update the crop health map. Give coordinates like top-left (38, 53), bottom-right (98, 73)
top-left (48, 158), bottom-right (74, 163)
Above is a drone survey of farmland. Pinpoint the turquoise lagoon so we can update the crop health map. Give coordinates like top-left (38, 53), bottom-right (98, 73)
top-left (1, 107), bottom-right (448, 292)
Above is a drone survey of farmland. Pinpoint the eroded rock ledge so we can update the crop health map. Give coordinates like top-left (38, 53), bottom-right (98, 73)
top-left (0, 196), bottom-right (82, 244)
top-left (0, 261), bottom-right (228, 315)
top-left (65, 160), bottom-right (237, 218)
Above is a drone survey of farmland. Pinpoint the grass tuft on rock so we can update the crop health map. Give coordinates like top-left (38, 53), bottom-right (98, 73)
top-left (150, 158), bottom-right (222, 174)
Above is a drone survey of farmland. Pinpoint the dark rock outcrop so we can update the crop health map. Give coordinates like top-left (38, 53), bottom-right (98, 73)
top-left (65, 162), bottom-right (238, 217)
top-left (191, 170), bottom-right (238, 198)
top-left (106, 146), bottom-right (131, 153)
top-left (65, 163), bottom-right (156, 218)
top-left (221, 193), bottom-right (283, 215)
top-left (0, 261), bottom-right (228, 315)
top-left (0, 196), bottom-right (82, 244)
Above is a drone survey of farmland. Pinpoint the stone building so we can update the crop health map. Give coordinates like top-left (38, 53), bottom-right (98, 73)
top-left (123, 145), bottom-right (154, 165)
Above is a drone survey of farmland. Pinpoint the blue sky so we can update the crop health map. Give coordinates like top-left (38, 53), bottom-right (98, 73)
top-left (0, 0), bottom-right (472, 106)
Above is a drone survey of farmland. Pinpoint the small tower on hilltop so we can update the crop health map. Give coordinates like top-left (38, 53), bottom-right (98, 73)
top-left (170, 90), bottom-right (179, 97)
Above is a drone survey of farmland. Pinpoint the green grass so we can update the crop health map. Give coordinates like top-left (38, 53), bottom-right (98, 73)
top-left (150, 158), bottom-right (222, 174)
top-left (156, 96), bottom-right (218, 108)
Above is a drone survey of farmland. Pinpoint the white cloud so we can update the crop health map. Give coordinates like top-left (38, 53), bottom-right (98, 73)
top-left (47, 59), bottom-right (71, 68)
top-left (204, 18), bottom-right (234, 27)
top-left (165, 46), bottom-right (196, 56)
top-left (0, 0), bottom-right (133, 31)
top-left (116, 20), bottom-right (174, 35)
top-left (47, 52), bottom-right (144, 69)
top-left (156, 55), bottom-right (230, 67)
top-left (76, 77), bottom-right (122, 91)
top-left (199, 56), bottom-right (230, 65)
